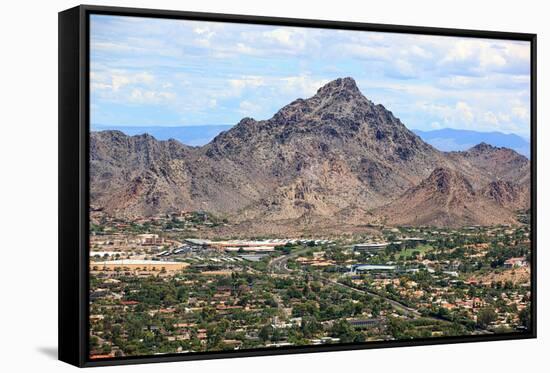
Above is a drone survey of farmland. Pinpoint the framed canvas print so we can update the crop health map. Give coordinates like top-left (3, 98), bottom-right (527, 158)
top-left (58, 5), bottom-right (537, 367)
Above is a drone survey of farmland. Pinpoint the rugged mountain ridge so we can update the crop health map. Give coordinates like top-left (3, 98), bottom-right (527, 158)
top-left (374, 167), bottom-right (521, 227)
top-left (90, 77), bottom-right (530, 231)
top-left (447, 142), bottom-right (530, 186)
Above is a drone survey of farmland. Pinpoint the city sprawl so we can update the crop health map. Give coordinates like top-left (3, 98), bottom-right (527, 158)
top-left (89, 208), bottom-right (531, 358)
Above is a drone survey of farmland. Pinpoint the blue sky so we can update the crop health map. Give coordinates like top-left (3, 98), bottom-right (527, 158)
top-left (90, 15), bottom-right (531, 138)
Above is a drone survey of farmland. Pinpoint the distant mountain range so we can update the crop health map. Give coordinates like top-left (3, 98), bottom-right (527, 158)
top-left (412, 128), bottom-right (530, 158)
top-left (91, 124), bottom-right (233, 147)
top-left (92, 126), bottom-right (530, 158)
top-left (90, 78), bottom-right (530, 234)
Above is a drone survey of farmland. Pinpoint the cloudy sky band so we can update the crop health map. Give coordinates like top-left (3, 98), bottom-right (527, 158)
top-left (90, 14), bottom-right (531, 138)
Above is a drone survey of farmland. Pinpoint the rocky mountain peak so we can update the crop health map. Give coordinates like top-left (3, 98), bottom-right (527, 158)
top-left (470, 142), bottom-right (497, 152)
top-left (315, 77), bottom-right (362, 99)
top-left (236, 117), bottom-right (256, 126)
top-left (268, 77), bottom-right (372, 128)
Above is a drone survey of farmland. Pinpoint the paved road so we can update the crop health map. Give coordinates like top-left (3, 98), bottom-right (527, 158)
top-left (323, 278), bottom-right (421, 317)
top-left (267, 246), bottom-right (310, 274)
top-left (268, 248), bottom-right (493, 331)
top-left (267, 248), bottom-right (421, 317)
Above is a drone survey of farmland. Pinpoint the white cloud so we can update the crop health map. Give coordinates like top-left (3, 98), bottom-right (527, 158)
top-left (279, 75), bottom-right (330, 98)
top-left (498, 112), bottom-right (511, 123)
top-left (341, 44), bottom-right (391, 61)
top-left (392, 59), bottom-right (417, 78)
top-left (193, 26), bottom-right (215, 37)
top-left (235, 43), bottom-right (254, 54)
top-left (416, 101), bottom-right (475, 128)
top-left (236, 27), bottom-right (317, 56)
top-left (456, 101), bottom-right (474, 123)
top-left (129, 88), bottom-right (175, 104)
top-left (92, 70), bottom-right (155, 92)
top-left (263, 28), bottom-right (294, 46)
top-left (442, 40), bottom-right (475, 63)
top-left (238, 100), bottom-right (262, 115)
top-left (409, 45), bottom-right (431, 59)
top-left (440, 38), bottom-right (530, 74)
top-left (483, 111), bottom-right (499, 125)
top-left (505, 43), bottom-right (530, 61)
top-left (91, 68), bottom-right (176, 106)
top-left (215, 76), bottom-right (268, 99)
top-left (512, 106), bottom-right (529, 120)
top-left (438, 75), bottom-right (476, 89)
top-left (193, 26), bottom-right (216, 47)
top-left (91, 41), bottom-right (143, 53)
top-left (479, 49), bottom-right (507, 68)
top-left (229, 76), bottom-right (265, 90)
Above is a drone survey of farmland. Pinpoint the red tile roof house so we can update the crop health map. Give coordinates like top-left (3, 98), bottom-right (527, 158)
top-left (120, 300), bottom-right (139, 305)
top-left (504, 257), bottom-right (528, 268)
top-left (90, 353), bottom-right (115, 359)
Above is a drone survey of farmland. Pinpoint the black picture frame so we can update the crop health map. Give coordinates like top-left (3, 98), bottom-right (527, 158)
top-left (59, 4), bottom-right (537, 368)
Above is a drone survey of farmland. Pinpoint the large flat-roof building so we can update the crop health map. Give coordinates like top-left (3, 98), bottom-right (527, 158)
top-left (90, 259), bottom-right (189, 272)
top-left (137, 233), bottom-right (164, 245)
top-left (353, 242), bottom-right (390, 252)
top-left (348, 318), bottom-right (383, 329)
top-left (352, 264), bottom-right (396, 272)
top-left (184, 238), bottom-right (288, 252)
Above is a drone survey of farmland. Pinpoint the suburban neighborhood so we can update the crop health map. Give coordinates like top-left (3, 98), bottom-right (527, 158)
top-left (88, 209), bottom-right (532, 358)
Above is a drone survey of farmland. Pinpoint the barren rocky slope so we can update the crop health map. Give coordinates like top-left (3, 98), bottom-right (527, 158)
top-left (90, 77), bottom-right (530, 231)
top-left (374, 168), bottom-right (522, 227)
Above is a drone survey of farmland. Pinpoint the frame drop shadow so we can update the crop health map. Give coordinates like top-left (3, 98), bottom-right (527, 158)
top-left (37, 346), bottom-right (58, 360)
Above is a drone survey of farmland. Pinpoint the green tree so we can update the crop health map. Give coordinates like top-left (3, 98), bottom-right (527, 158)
top-left (259, 325), bottom-right (273, 342)
top-left (519, 305), bottom-right (531, 329)
top-left (477, 307), bottom-right (497, 329)
top-left (330, 320), bottom-right (363, 343)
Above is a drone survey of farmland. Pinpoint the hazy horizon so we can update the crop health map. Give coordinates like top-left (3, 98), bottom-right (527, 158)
top-left (91, 123), bottom-right (530, 157)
